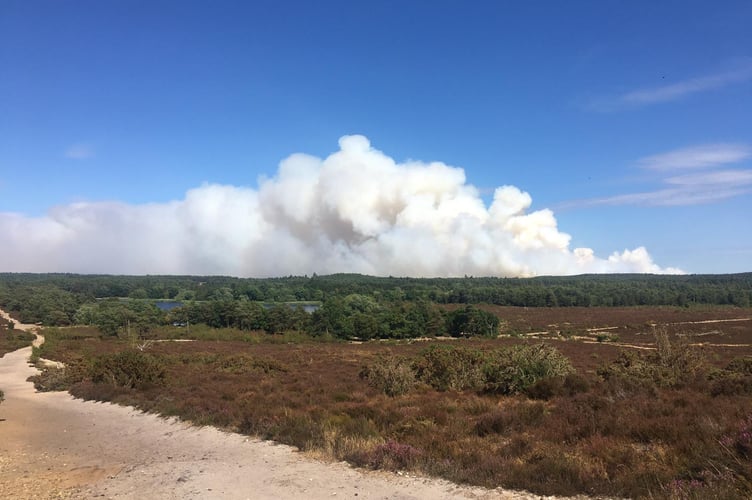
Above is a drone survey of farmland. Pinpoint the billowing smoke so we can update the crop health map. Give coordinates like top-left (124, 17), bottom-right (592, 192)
top-left (0, 136), bottom-right (682, 276)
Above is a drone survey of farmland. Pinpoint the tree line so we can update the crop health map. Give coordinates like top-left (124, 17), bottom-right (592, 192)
top-left (0, 272), bottom-right (749, 330)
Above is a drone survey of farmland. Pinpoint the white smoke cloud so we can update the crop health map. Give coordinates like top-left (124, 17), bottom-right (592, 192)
top-left (0, 135), bottom-right (682, 277)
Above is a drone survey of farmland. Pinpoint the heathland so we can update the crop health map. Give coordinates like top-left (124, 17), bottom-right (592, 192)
top-left (1, 273), bottom-right (751, 498)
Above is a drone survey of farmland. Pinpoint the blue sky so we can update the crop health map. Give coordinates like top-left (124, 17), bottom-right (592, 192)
top-left (1, 1), bottom-right (750, 276)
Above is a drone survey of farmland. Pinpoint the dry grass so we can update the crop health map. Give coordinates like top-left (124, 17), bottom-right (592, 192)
top-left (35, 306), bottom-right (752, 498)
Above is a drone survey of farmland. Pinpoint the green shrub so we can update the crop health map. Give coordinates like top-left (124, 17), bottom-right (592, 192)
top-left (525, 372), bottom-right (591, 400)
top-left (710, 374), bottom-right (752, 397)
top-left (29, 345), bottom-right (41, 364)
top-left (359, 356), bottom-right (416, 396)
top-left (599, 330), bottom-right (706, 389)
top-left (413, 345), bottom-right (487, 391)
top-left (89, 350), bottom-right (166, 389)
top-left (654, 328), bottom-right (705, 377)
top-left (484, 344), bottom-right (574, 395)
top-left (445, 306), bottom-right (499, 337)
top-left (410, 344), bottom-right (573, 395)
top-left (708, 356), bottom-right (752, 396)
top-left (595, 333), bottom-right (619, 342)
top-left (0, 330), bottom-right (34, 354)
top-left (725, 356), bottom-right (752, 376)
top-left (27, 364), bottom-right (85, 392)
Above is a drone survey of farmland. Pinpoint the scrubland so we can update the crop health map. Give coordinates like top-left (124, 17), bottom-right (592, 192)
top-left (26, 306), bottom-right (752, 499)
top-left (0, 316), bottom-right (33, 357)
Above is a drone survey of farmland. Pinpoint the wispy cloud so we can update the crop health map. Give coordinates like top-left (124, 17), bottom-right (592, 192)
top-left (623, 66), bottom-right (752, 105)
top-left (583, 175), bottom-right (752, 207)
top-left (666, 169), bottom-right (752, 186)
top-left (589, 59), bottom-right (752, 111)
top-left (639, 143), bottom-right (751, 171)
top-left (64, 143), bottom-right (95, 160)
top-left (565, 144), bottom-right (752, 207)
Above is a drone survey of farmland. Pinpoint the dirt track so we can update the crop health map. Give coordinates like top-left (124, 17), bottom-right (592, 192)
top-left (0, 312), bottom-right (551, 500)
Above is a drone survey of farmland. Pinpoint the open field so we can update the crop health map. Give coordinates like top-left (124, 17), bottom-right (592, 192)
top-left (473, 305), bottom-right (752, 369)
top-left (27, 305), bottom-right (752, 498)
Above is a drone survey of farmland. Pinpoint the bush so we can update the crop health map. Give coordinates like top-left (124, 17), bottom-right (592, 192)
top-left (216, 354), bottom-right (288, 374)
top-left (28, 365), bottom-right (84, 392)
top-left (413, 345), bottom-right (487, 391)
top-left (726, 357), bottom-right (752, 376)
top-left (595, 333), bottom-right (619, 342)
top-left (708, 356), bottom-right (752, 396)
top-left (0, 330), bottom-right (35, 355)
top-left (484, 344), bottom-right (574, 395)
top-left (445, 306), bottom-right (500, 337)
top-left (359, 356), bottom-right (416, 396)
top-left (654, 328), bottom-right (705, 377)
top-left (599, 329), bottom-right (706, 389)
top-left (29, 345), bottom-right (41, 364)
top-left (525, 373), bottom-right (591, 400)
top-left (410, 344), bottom-right (574, 395)
top-left (89, 350), bottom-right (166, 389)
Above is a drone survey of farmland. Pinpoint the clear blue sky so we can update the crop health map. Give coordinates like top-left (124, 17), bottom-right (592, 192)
top-left (1, 1), bottom-right (750, 276)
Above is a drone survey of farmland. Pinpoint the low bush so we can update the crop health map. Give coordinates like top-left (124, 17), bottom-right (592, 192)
top-left (28, 365), bottom-right (85, 392)
top-left (0, 330), bottom-right (35, 357)
top-left (413, 345), bottom-right (486, 391)
top-left (29, 345), bottom-right (41, 364)
top-left (216, 354), bottom-right (288, 374)
top-left (483, 344), bottom-right (574, 395)
top-left (708, 356), bottom-right (752, 396)
top-left (400, 344), bottom-right (574, 395)
top-left (654, 328), bottom-right (705, 377)
top-left (709, 373), bottom-right (752, 397)
top-left (599, 329), bottom-right (706, 389)
top-left (359, 356), bottom-right (416, 396)
top-left (525, 372), bottom-right (591, 400)
top-left (595, 333), bottom-right (619, 342)
top-left (726, 356), bottom-right (752, 376)
top-left (89, 350), bottom-right (166, 389)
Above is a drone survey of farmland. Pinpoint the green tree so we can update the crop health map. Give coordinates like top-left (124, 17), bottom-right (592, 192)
top-left (446, 305), bottom-right (499, 338)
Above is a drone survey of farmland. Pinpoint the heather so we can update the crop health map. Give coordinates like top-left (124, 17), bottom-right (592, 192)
top-left (32, 306), bottom-right (752, 499)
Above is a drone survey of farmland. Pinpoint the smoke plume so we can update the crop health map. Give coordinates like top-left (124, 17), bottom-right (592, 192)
top-left (0, 135), bottom-right (682, 276)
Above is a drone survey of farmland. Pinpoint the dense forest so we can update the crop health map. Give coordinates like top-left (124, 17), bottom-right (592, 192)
top-left (0, 272), bottom-right (750, 339)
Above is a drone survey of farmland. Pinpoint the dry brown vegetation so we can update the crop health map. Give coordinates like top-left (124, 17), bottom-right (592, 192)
top-left (32, 306), bottom-right (752, 498)
top-left (0, 316), bottom-right (34, 357)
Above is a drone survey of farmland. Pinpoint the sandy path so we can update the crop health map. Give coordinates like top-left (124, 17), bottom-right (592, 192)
top-left (0, 314), bottom-right (550, 500)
